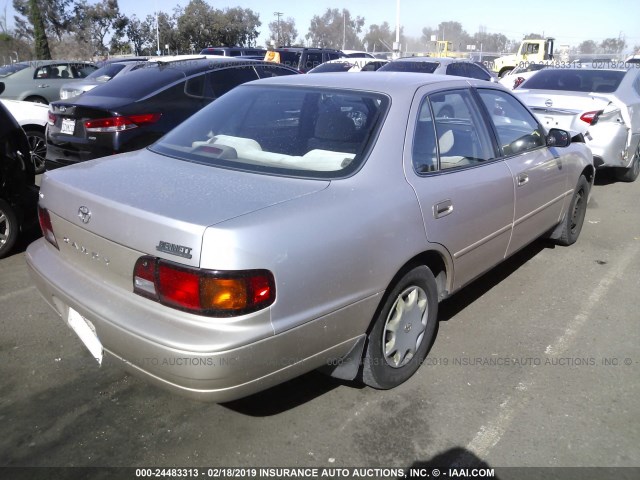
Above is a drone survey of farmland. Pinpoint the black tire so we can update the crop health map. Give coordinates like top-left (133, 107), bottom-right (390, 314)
top-left (362, 265), bottom-right (438, 389)
top-left (498, 67), bottom-right (513, 78)
top-left (25, 129), bottom-right (47, 174)
top-left (555, 175), bottom-right (589, 246)
top-left (615, 144), bottom-right (640, 183)
top-left (0, 198), bottom-right (19, 258)
top-left (24, 96), bottom-right (48, 105)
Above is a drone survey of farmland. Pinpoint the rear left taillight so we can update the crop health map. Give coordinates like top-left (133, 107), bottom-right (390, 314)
top-left (513, 76), bottom-right (526, 89)
top-left (579, 110), bottom-right (602, 125)
top-left (133, 256), bottom-right (275, 317)
top-left (38, 206), bottom-right (59, 249)
top-left (84, 113), bottom-right (162, 133)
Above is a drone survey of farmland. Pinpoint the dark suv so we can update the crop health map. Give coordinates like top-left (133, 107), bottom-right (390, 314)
top-left (45, 57), bottom-right (299, 169)
top-left (200, 47), bottom-right (266, 57)
top-left (264, 48), bottom-right (345, 72)
top-left (0, 97), bottom-right (39, 257)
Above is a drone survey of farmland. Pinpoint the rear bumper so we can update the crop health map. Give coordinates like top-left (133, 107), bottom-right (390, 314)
top-left (25, 238), bottom-right (364, 402)
top-left (45, 142), bottom-right (108, 170)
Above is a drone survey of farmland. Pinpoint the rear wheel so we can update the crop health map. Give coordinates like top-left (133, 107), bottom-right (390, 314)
top-left (615, 144), bottom-right (640, 182)
top-left (555, 175), bottom-right (589, 246)
top-left (0, 198), bottom-right (19, 258)
top-left (25, 129), bottom-right (47, 174)
top-left (362, 266), bottom-right (438, 389)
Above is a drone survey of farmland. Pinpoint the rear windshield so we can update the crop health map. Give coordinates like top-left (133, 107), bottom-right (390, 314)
top-left (277, 51), bottom-right (302, 69)
top-left (151, 85), bottom-right (389, 179)
top-left (523, 69), bottom-right (626, 93)
top-left (309, 62), bottom-right (353, 73)
top-left (379, 61), bottom-right (439, 74)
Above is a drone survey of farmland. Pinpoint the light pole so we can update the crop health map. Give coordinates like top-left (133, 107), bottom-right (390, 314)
top-left (274, 12), bottom-right (283, 47)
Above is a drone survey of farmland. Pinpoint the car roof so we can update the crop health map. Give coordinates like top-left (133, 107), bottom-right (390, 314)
top-left (244, 71), bottom-right (489, 95)
top-left (394, 57), bottom-right (468, 64)
top-left (145, 56), bottom-right (289, 74)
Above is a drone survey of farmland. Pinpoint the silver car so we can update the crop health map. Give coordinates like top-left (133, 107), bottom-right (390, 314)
top-left (378, 57), bottom-right (496, 82)
top-left (59, 60), bottom-right (147, 100)
top-left (26, 74), bottom-right (593, 401)
top-left (513, 66), bottom-right (640, 182)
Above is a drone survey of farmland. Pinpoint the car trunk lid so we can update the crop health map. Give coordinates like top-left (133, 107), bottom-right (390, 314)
top-left (40, 149), bottom-right (329, 276)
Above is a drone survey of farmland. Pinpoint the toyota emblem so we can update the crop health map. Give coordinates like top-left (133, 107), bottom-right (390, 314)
top-left (545, 99), bottom-right (553, 108)
top-left (78, 206), bottom-right (91, 224)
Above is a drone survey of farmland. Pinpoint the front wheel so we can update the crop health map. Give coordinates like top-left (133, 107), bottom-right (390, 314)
top-left (554, 175), bottom-right (589, 246)
top-left (0, 198), bottom-right (19, 258)
top-left (362, 266), bottom-right (439, 389)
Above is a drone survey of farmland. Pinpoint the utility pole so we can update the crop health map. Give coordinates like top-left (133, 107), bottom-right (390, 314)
top-left (156, 12), bottom-right (161, 56)
top-left (274, 12), bottom-right (283, 47)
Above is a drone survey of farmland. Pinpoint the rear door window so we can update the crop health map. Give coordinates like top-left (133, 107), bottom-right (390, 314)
top-left (207, 67), bottom-right (259, 98)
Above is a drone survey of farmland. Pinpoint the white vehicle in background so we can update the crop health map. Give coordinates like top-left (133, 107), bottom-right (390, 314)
top-left (0, 99), bottom-right (48, 174)
top-left (307, 57), bottom-right (389, 73)
top-left (498, 63), bottom-right (552, 89)
top-left (513, 66), bottom-right (640, 182)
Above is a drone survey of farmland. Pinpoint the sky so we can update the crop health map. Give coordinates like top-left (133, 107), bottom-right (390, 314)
top-left (4, 0), bottom-right (640, 51)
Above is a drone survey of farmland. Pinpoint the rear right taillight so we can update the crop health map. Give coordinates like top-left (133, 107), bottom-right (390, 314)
top-left (47, 111), bottom-right (57, 126)
top-left (84, 113), bottom-right (162, 133)
top-left (133, 256), bottom-right (275, 317)
top-left (38, 206), bottom-right (59, 249)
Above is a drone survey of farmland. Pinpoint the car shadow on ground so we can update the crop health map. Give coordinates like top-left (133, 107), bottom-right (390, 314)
top-left (438, 238), bottom-right (548, 322)
top-left (593, 168), bottom-right (619, 186)
top-left (222, 370), bottom-right (354, 416)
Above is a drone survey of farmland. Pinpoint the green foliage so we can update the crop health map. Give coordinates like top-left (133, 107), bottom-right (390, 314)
top-left (306, 8), bottom-right (365, 50)
top-left (29, 0), bottom-right (51, 59)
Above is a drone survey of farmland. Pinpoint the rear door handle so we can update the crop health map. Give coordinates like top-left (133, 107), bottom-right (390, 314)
top-left (433, 200), bottom-right (453, 219)
top-left (38, 84), bottom-right (49, 88)
top-left (517, 173), bottom-right (529, 186)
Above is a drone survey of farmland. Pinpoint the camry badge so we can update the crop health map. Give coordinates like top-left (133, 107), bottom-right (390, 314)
top-left (545, 99), bottom-right (553, 108)
top-left (156, 241), bottom-right (193, 259)
top-left (78, 206), bottom-right (91, 224)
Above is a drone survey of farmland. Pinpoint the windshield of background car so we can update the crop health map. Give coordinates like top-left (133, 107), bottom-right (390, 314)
top-left (81, 63), bottom-right (187, 100)
top-left (523, 69), bottom-right (626, 93)
top-left (0, 63), bottom-right (28, 77)
top-left (85, 63), bottom-right (127, 81)
top-left (150, 85), bottom-right (389, 179)
top-left (379, 61), bottom-right (439, 74)
top-left (309, 62), bottom-right (353, 73)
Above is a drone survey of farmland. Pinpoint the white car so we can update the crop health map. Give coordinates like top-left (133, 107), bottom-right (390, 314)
top-left (498, 63), bottom-right (552, 90)
top-left (0, 99), bottom-right (48, 173)
top-left (307, 57), bottom-right (389, 73)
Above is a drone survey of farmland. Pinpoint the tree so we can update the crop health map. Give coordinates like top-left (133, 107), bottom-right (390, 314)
top-left (364, 22), bottom-right (400, 52)
top-left (268, 16), bottom-right (297, 47)
top-left (306, 8), bottom-right (364, 49)
top-left (522, 32), bottom-right (545, 40)
top-left (435, 21), bottom-right (471, 53)
top-left (176, 0), bottom-right (217, 51)
top-left (600, 37), bottom-right (626, 54)
top-left (577, 40), bottom-right (597, 54)
top-left (29, 0), bottom-right (51, 59)
top-left (13, 0), bottom-right (75, 42)
top-left (124, 14), bottom-right (151, 56)
top-left (73, 0), bottom-right (125, 56)
top-left (219, 7), bottom-right (261, 47)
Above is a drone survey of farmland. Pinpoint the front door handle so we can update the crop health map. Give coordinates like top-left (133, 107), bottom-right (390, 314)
top-left (517, 173), bottom-right (529, 186)
top-left (433, 200), bottom-right (453, 219)
top-left (37, 84), bottom-right (49, 88)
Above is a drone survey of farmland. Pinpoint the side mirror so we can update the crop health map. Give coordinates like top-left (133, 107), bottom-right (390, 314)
top-left (0, 82), bottom-right (4, 95)
top-left (546, 128), bottom-right (571, 148)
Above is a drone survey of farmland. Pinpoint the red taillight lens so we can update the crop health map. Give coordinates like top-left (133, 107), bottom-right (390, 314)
top-left (513, 77), bottom-right (526, 89)
top-left (579, 110), bottom-right (602, 125)
top-left (84, 113), bottom-right (162, 133)
top-left (37, 206), bottom-right (59, 249)
top-left (133, 256), bottom-right (275, 316)
top-left (47, 111), bottom-right (57, 126)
